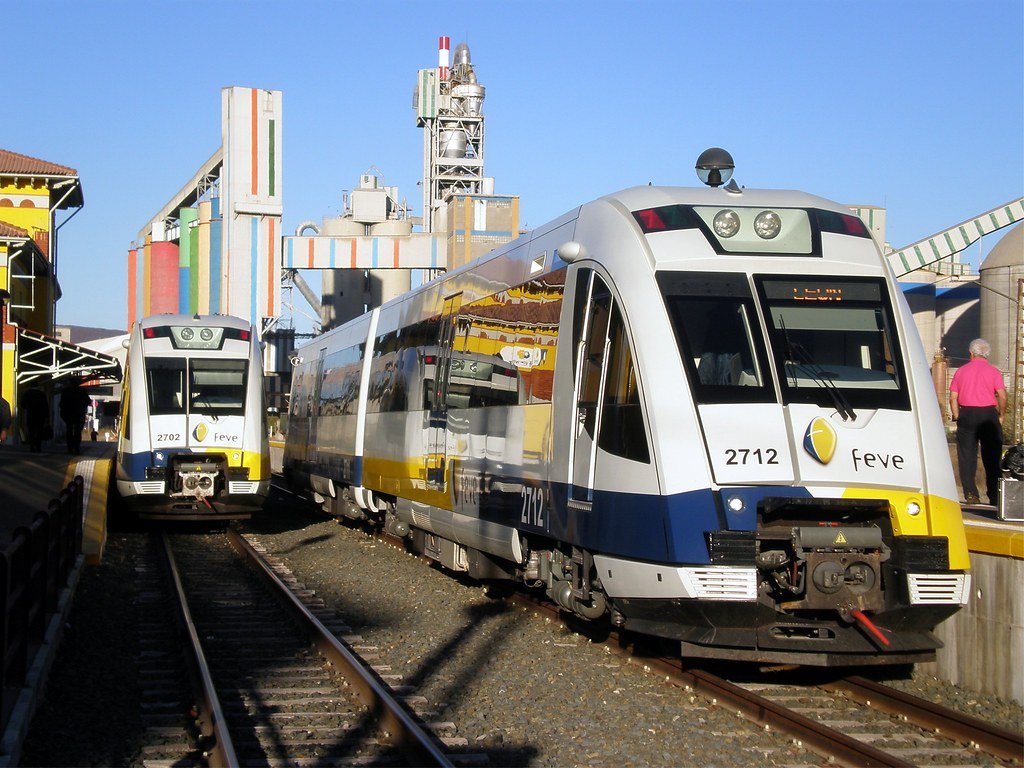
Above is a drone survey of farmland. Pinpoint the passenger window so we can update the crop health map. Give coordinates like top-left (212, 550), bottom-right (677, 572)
top-left (575, 271), bottom-right (651, 464)
top-left (599, 302), bottom-right (650, 463)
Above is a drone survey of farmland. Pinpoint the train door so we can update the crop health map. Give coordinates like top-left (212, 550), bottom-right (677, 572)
top-left (570, 272), bottom-right (612, 505)
top-left (569, 269), bottom-right (652, 506)
top-left (426, 293), bottom-right (462, 487)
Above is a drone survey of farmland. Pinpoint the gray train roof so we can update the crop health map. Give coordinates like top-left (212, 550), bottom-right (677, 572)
top-left (600, 184), bottom-right (847, 213)
top-left (136, 313), bottom-right (253, 332)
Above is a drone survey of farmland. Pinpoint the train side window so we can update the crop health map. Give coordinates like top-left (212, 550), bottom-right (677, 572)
top-left (599, 301), bottom-right (650, 463)
top-left (577, 277), bottom-right (612, 438)
top-left (145, 358), bottom-right (186, 415)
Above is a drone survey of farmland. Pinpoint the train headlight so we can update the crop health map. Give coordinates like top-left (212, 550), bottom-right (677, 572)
top-left (754, 210), bottom-right (782, 239)
top-left (200, 328), bottom-right (214, 341)
top-left (180, 327), bottom-right (195, 341)
top-left (906, 500), bottom-right (922, 517)
top-left (725, 495), bottom-right (746, 513)
top-left (713, 209), bottom-right (741, 238)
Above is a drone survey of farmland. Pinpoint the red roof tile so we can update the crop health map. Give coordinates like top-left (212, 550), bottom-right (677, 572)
top-left (0, 220), bottom-right (30, 238)
top-left (0, 149), bottom-right (77, 177)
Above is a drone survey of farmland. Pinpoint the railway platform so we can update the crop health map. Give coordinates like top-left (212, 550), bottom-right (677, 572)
top-left (0, 440), bottom-right (114, 564)
top-left (924, 504), bottom-right (1023, 705)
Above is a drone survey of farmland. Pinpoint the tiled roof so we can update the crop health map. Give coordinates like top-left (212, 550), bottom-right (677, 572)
top-left (0, 220), bottom-right (30, 238)
top-left (0, 149), bottom-right (77, 177)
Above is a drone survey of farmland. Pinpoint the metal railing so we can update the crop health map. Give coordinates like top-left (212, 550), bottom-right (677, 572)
top-left (0, 476), bottom-right (83, 731)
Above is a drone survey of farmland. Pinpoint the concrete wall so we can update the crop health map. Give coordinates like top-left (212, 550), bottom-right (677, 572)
top-left (922, 545), bottom-right (1023, 704)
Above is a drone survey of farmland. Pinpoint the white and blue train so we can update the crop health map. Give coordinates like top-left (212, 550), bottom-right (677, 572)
top-left (116, 314), bottom-right (270, 520)
top-left (284, 153), bottom-right (969, 665)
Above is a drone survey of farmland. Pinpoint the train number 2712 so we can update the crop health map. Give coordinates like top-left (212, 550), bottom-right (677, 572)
top-left (521, 486), bottom-right (546, 528)
top-left (724, 448), bottom-right (779, 465)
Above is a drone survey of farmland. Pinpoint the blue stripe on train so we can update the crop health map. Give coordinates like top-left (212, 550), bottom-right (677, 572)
top-left (478, 478), bottom-right (813, 565)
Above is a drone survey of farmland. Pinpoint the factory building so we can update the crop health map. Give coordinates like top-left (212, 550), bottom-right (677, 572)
top-left (129, 87), bottom-right (283, 332)
top-left (284, 37), bottom-right (520, 332)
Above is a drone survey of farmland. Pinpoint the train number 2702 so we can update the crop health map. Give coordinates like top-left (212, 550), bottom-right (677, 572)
top-left (155, 433), bottom-right (181, 442)
top-left (725, 448), bottom-right (779, 465)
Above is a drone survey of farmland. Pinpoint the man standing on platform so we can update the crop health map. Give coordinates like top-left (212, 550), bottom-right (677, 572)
top-left (59, 378), bottom-right (91, 455)
top-left (949, 338), bottom-right (1007, 505)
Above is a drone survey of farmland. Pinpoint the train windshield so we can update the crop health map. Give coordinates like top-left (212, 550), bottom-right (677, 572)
top-left (190, 360), bottom-right (248, 416)
top-left (658, 272), bottom-right (776, 404)
top-left (756, 276), bottom-right (909, 410)
top-left (145, 357), bottom-right (248, 416)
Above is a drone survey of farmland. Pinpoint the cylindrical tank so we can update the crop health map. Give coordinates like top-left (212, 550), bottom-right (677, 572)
top-left (149, 241), bottom-right (179, 315)
top-left (900, 270), bottom-right (938, 355)
top-left (979, 223), bottom-right (1023, 378)
top-left (197, 201), bottom-right (212, 315)
top-left (440, 129), bottom-right (467, 158)
top-left (321, 217), bottom-right (366, 236)
top-left (452, 83), bottom-right (485, 116)
top-left (453, 42), bottom-right (471, 68)
top-left (369, 220), bottom-right (414, 237)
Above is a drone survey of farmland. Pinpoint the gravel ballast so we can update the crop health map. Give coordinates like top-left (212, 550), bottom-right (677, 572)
top-left (19, 493), bottom-right (1024, 766)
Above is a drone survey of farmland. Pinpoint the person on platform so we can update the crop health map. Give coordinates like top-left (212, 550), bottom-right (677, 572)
top-left (949, 338), bottom-right (1007, 505)
top-left (21, 385), bottom-right (48, 452)
top-left (59, 378), bottom-right (91, 455)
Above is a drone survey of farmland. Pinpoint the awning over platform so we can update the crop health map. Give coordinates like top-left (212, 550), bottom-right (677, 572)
top-left (16, 327), bottom-right (122, 384)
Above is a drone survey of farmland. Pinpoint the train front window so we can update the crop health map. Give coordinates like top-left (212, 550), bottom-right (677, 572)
top-left (190, 360), bottom-right (248, 416)
top-left (756, 276), bottom-right (909, 410)
top-left (145, 358), bottom-right (186, 415)
top-left (658, 272), bottom-right (775, 404)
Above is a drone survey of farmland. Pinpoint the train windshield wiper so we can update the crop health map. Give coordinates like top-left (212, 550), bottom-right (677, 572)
top-left (779, 319), bottom-right (857, 422)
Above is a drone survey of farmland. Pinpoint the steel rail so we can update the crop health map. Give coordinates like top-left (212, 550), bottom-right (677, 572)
top-left (159, 532), bottom-right (238, 768)
top-left (826, 675), bottom-right (1024, 762)
top-left (651, 659), bottom-right (915, 768)
top-left (225, 527), bottom-right (453, 768)
top-left (510, 592), bottom-right (912, 767)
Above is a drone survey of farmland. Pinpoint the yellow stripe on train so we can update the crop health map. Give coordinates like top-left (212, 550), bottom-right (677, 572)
top-left (842, 487), bottom-right (969, 570)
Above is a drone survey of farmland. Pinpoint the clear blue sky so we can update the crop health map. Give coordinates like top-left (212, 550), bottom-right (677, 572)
top-left (6, 0), bottom-right (1023, 332)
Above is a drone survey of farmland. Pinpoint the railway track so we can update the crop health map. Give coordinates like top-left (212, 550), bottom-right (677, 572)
top-left (141, 527), bottom-right (457, 767)
top-left (514, 593), bottom-right (1023, 767)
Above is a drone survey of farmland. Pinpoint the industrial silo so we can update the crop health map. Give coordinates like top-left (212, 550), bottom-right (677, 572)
top-left (320, 216), bottom-right (367, 329)
top-left (979, 223), bottom-right (1023, 382)
top-left (368, 218), bottom-right (413, 317)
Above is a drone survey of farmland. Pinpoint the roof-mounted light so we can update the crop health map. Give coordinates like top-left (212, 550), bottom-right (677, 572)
top-left (695, 147), bottom-right (735, 188)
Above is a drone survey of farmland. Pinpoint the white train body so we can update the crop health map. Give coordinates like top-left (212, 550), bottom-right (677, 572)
top-left (285, 183), bottom-right (969, 665)
top-left (116, 314), bottom-right (270, 520)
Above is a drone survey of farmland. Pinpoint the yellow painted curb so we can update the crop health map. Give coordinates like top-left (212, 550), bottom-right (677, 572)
top-left (64, 456), bottom-right (111, 566)
top-left (83, 458), bottom-right (111, 566)
top-left (964, 521), bottom-right (1024, 560)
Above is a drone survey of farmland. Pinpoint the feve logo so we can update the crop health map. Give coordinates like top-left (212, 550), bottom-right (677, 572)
top-left (192, 423), bottom-right (208, 442)
top-left (803, 417), bottom-right (837, 465)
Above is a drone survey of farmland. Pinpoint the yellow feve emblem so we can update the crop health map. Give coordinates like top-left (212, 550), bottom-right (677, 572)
top-left (193, 422), bottom-right (208, 442)
top-left (803, 417), bottom-right (837, 465)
